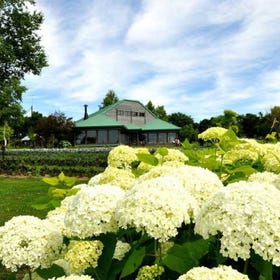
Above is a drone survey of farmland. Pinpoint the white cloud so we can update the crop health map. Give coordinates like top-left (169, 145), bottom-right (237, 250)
top-left (22, 0), bottom-right (280, 121)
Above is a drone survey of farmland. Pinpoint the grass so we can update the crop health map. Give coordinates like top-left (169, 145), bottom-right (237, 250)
top-left (0, 176), bottom-right (88, 279)
top-left (0, 176), bottom-right (51, 226)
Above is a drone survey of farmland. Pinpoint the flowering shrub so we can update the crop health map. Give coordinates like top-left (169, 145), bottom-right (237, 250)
top-left (0, 216), bottom-right (63, 272)
top-left (49, 276), bottom-right (94, 280)
top-left (64, 185), bottom-right (125, 238)
top-left (177, 265), bottom-right (249, 280)
top-left (198, 127), bottom-right (228, 142)
top-left (107, 145), bottom-right (138, 169)
top-left (1, 142), bottom-right (280, 280)
top-left (116, 176), bottom-right (197, 242)
top-left (195, 181), bottom-right (280, 265)
top-left (64, 240), bottom-right (103, 274)
top-left (88, 166), bottom-right (136, 190)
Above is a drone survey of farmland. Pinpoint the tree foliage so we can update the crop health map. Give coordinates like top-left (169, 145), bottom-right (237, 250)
top-left (146, 100), bottom-right (168, 121)
top-left (35, 112), bottom-right (74, 147)
top-left (99, 90), bottom-right (119, 109)
top-left (0, 0), bottom-right (47, 130)
top-left (0, 0), bottom-right (47, 83)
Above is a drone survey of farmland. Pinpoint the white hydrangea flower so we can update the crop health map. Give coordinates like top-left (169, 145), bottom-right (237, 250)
top-left (262, 153), bottom-right (280, 173)
top-left (156, 148), bottom-right (188, 164)
top-left (248, 171), bottom-right (279, 188)
top-left (113, 240), bottom-right (131, 261)
top-left (87, 173), bottom-right (103, 186)
top-left (139, 165), bottom-right (223, 210)
top-left (46, 196), bottom-right (75, 236)
top-left (198, 127), bottom-right (228, 142)
top-left (0, 216), bottom-right (63, 272)
top-left (88, 166), bottom-right (135, 190)
top-left (64, 240), bottom-right (103, 274)
top-left (136, 264), bottom-right (164, 280)
top-left (115, 176), bottom-right (198, 242)
top-left (48, 276), bottom-right (94, 280)
top-left (64, 184), bottom-right (125, 238)
top-left (223, 145), bottom-right (259, 164)
top-left (177, 265), bottom-right (249, 280)
top-left (107, 145), bottom-right (138, 169)
top-left (195, 181), bottom-right (280, 265)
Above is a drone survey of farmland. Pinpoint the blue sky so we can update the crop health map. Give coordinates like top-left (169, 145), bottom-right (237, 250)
top-left (23, 0), bottom-right (280, 122)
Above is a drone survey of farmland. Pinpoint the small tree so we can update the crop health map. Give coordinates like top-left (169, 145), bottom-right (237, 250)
top-left (99, 90), bottom-right (119, 109)
top-left (35, 112), bottom-right (74, 147)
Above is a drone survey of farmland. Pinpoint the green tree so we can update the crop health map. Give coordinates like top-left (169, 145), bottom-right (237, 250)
top-left (146, 100), bottom-right (168, 120)
top-left (99, 90), bottom-right (119, 109)
top-left (35, 112), bottom-right (74, 147)
top-left (168, 112), bottom-right (194, 128)
top-left (146, 100), bottom-right (156, 113)
top-left (0, 0), bottom-right (47, 83)
top-left (0, 0), bottom-right (47, 127)
top-left (237, 113), bottom-right (262, 138)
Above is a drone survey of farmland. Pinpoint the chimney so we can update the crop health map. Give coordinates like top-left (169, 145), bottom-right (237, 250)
top-left (84, 104), bottom-right (89, 120)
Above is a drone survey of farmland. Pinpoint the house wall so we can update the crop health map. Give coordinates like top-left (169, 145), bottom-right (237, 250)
top-left (105, 100), bottom-right (155, 125)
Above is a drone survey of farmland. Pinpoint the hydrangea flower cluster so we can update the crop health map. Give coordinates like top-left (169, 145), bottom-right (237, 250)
top-left (223, 144), bottom-right (259, 164)
top-left (88, 166), bottom-right (136, 190)
top-left (155, 148), bottom-right (189, 164)
top-left (139, 165), bottom-right (223, 209)
top-left (64, 240), bottom-right (103, 274)
top-left (48, 276), bottom-right (94, 280)
top-left (115, 176), bottom-right (197, 242)
top-left (46, 196), bottom-right (74, 236)
top-left (177, 265), bottom-right (249, 280)
top-left (64, 184), bottom-right (125, 238)
top-left (195, 181), bottom-right (280, 265)
top-left (0, 215), bottom-right (63, 272)
top-left (113, 240), bottom-right (131, 261)
top-left (198, 127), bottom-right (228, 142)
top-left (262, 153), bottom-right (280, 173)
top-left (248, 171), bottom-right (279, 187)
top-left (135, 264), bottom-right (164, 280)
top-left (107, 145), bottom-right (138, 169)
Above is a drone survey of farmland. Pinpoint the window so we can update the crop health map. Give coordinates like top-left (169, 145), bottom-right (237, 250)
top-left (148, 133), bottom-right (157, 143)
top-left (87, 130), bottom-right (97, 144)
top-left (97, 130), bottom-right (107, 144)
top-left (139, 112), bottom-right (145, 117)
top-left (108, 130), bottom-right (119, 144)
top-left (168, 132), bottom-right (177, 143)
top-left (158, 133), bottom-right (167, 143)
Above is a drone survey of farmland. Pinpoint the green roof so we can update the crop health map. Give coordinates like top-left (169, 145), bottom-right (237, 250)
top-left (75, 100), bottom-right (180, 131)
top-left (142, 119), bottom-right (180, 131)
top-left (75, 114), bottom-right (123, 128)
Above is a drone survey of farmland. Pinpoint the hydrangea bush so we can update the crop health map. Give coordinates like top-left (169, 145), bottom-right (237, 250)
top-left (1, 138), bottom-right (280, 280)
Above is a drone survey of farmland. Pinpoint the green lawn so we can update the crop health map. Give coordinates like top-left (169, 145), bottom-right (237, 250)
top-left (0, 176), bottom-right (51, 226)
top-left (0, 176), bottom-right (88, 280)
top-left (0, 176), bottom-right (88, 226)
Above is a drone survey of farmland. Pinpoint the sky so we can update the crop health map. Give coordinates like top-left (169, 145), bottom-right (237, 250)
top-left (22, 0), bottom-right (280, 122)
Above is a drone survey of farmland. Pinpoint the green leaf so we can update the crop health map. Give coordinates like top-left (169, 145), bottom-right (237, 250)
top-left (121, 246), bottom-right (146, 278)
top-left (251, 252), bottom-right (273, 280)
top-left (58, 171), bottom-right (65, 182)
top-left (31, 203), bottom-right (49, 210)
top-left (43, 177), bottom-right (59, 186)
top-left (50, 188), bottom-right (67, 198)
top-left (156, 147), bottom-right (169, 156)
top-left (181, 138), bottom-right (193, 150)
top-left (137, 153), bottom-right (159, 166)
top-left (162, 239), bottom-right (210, 274)
top-left (36, 264), bottom-right (65, 278)
top-left (218, 128), bottom-right (240, 151)
top-left (94, 233), bottom-right (118, 280)
top-left (63, 176), bottom-right (77, 187)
